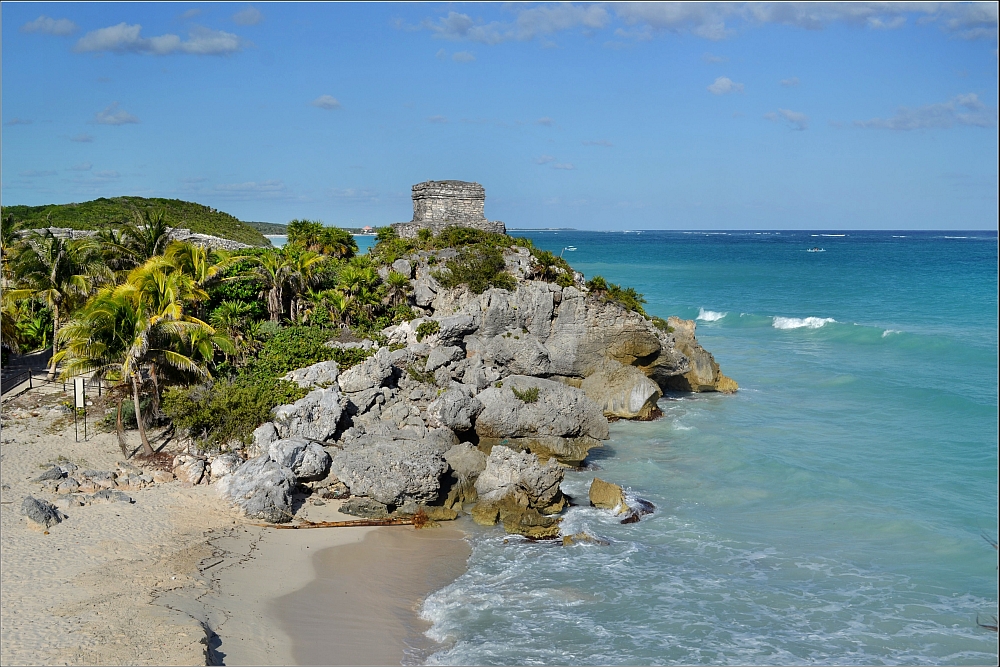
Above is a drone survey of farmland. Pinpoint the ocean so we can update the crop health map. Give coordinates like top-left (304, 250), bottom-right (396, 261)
top-left (417, 230), bottom-right (999, 665)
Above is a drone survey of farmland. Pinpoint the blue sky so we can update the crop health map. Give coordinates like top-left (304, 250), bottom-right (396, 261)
top-left (2, 2), bottom-right (997, 230)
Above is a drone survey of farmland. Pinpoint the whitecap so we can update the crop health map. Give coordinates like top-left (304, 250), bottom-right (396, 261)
top-left (696, 308), bottom-right (727, 322)
top-left (772, 316), bottom-right (836, 329)
top-left (820, 234), bottom-right (846, 237)
top-left (882, 329), bottom-right (902, 337)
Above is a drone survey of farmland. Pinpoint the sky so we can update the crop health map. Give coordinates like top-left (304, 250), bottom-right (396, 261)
top-left (2, 2), bottom-right (998, 230)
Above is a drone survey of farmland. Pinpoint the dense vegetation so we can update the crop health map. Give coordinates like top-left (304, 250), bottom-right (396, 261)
top-left (1, 197), bottom-right (270, 246)
top-left (245, 221), bottom-right (288, 235)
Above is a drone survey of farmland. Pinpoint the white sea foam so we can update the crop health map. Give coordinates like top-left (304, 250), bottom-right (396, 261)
top-left (820, 234), bottom-right (846, 237)
top-left (882, 329), bottom-right (902, 337)
top-left (696, 308), bottom-right (727, 322)
top-left (772, 316), bottom-right (836, 329)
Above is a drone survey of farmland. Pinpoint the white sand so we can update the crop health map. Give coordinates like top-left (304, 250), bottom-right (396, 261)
top-left (1, 384), bottom-right (470, 666)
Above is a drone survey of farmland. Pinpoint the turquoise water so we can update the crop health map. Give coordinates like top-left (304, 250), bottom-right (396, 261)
top-left (420, 231), bottom-right (999, 665)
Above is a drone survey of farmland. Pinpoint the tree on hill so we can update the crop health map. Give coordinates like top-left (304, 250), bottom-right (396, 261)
top-left (287, 219), bottom-right (357, 258)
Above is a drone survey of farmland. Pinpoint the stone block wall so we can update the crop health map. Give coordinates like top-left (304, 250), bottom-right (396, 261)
top-left (392, 180), bottom-right (506, 239)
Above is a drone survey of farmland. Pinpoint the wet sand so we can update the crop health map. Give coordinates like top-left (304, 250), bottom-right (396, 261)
top-left (273, 522), bottom-right (471, 666)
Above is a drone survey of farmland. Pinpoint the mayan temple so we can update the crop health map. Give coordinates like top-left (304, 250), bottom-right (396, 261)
top-left (391, 180), bottom-right (506, 238)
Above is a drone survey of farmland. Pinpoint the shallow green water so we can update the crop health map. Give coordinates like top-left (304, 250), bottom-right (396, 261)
top-left (420, 231), bottom-right (998, 665)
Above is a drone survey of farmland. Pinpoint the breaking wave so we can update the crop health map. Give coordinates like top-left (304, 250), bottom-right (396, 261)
top-left (696, 308), bottom-right (727, 322)
top-left (772, 316), bottom-right (837, 330)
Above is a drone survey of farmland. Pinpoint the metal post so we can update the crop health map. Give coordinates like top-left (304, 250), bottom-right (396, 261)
top-left (74, 377), bottom-right (85, 442)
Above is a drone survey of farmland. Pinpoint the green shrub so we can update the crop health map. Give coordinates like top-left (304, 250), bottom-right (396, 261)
top-left (651, 316), bottom-right (675, 333)
top-left (511, 386), bottom-right (539, 403)
top-left (556, 272), bottom-right (574, 288)
top-left (415, 320), bottom-right (440, 342)
top-left (585, 275), bottom-right (646, 315)
top-left (434, 245), bottom-right (515, 294)
top-left (406, 363), bottom-right (436, 384)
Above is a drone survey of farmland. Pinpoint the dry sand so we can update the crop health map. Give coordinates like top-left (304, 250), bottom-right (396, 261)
top-left (1, 382), bottom-right (471, 666)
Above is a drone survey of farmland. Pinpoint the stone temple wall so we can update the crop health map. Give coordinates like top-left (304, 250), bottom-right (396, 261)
top-left (392, 180), bottom-right (506, 238)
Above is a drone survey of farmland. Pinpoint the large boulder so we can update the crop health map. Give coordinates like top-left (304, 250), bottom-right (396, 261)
top-left (172, 455), bottom-right (206, 485)
top-left (329, 437), bottom-right (449, 507)
top-left (425, 345), bottom-right (464, 372)
top-left (474, 375), bottom-right (609, 464)
top-left (471, 446), bottom-right (566, 538)
top-left (588, 477), bottom-right (627, 513)
top-left (21, 496), bottom-right (64, 529)
top-left (426, 387), bottom-right (483, 431)
top-left (661, 317), bottom-right (738, 393)
top-left (337, 347), bottom-right (394, 394)
top-left (272, 387), bottom-right (343, 442)
top-left (580, 361), bottom-right (662, 420)
top-left (434, 313), bottom-right (477, 345)
top-left (477, 333), bottom-right (551, 377)
top-left (282, 360), bottom-right (340, 389)
top-left (210, 453), bottom-right (243, 479)
top-left (267, 438), bottom-right (331, 481)
top-left (217, 456), bottom-right (296, 523)
top-left (441, 443), bottom-right (488, 509)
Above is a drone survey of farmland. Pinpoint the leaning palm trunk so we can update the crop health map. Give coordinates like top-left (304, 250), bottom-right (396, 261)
top-left (115, 396), bottom-right (129, 459)
top-left (47, 302), bottom-right (59, 380)
top-left (267, 285), bottom-right (283, 322)
top-left (130, 371), bottom-right (154, 457)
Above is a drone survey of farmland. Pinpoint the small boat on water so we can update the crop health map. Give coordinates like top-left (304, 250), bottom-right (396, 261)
top-left (807, 247), bottom-right (825, 252)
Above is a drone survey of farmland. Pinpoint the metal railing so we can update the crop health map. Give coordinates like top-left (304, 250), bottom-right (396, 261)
top-left (0, 370), bottom-right (32, 398)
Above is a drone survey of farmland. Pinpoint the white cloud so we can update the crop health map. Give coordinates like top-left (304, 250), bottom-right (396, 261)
top-left (423, 4), bottom-right (609, 44)
top-left (854, 93), bottom-right (994, 130)
top-left (582, 139), bottom-right (613, 146)
top-left (702, 52), bottom-right (728, 63)
top-left (452, 50), bottom-right (476, 62)
top-left (310, 95), bottom-right (342, 110)
top-left (536, 117), bottom-right (554, 126)
top-left (707, 76), bottom-right (744, 95)
top-left (553, 163), bottom-right (576, 170)
top-left (75, 23), bottom-right (243, 55)
top-left (428, 115), bottom-right (449, 123)
top-left (21, 16), bottom-right (78, 36)
top-left (615, 3), bottom-right (734, 40)
top-left (69, 162), bottom-right (93, 171)
top-left (93, 102), bottom-right (139, 125)
top-left (233, 7), bottom-right (263, 26)
top-left (70, 133), bottom-right (95, 143)
top-left (780, 77), bottom-right (800, 87)
top-left (5, 118), bottom-right (32, 126)
top-left (534, 155), bottom-right (556, 164)
top-left (765, 108), bottom-right (809, 130)
top-left (180, 9), bottom-right (202, 20)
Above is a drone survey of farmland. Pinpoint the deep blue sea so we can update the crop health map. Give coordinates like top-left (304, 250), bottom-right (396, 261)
top-left (418, 230), bottom-right (999, 666)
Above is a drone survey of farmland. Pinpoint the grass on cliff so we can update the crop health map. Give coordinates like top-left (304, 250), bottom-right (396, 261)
top-left (2, 197), bottom-right (270, 246)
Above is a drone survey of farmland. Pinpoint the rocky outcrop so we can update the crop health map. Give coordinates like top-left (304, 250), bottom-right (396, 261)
top-left (661, 317), bottom-right (738, 393)
top-left (272, 387), bottom-right (343, 442)
top-left (282, 360), bottom-right (340, 388)
top-left (267, 438), bottom-right (330, 481)
top-left (580, 361), bottom-right (662, 420)
top-left (588, 477), bottom-right (627, 512)
top-left (471, 446), bottom-right (565, 538)
top-left (474, 375), bottom-right (608, 464)
top-left (329, 435), bottom-right (449, 507)
top-left (21, 496), bottom-right (64, 529)
top-left (426, 387), bottom-right (483, 431)
top-left (217, 456), bottom-right (297, 523)
top-left (337, 346), bottom-right (395, 393)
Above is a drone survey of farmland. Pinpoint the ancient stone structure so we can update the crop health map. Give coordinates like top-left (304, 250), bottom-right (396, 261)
top-left (15, 227), bottom-right (251, 250)
top-left (392, 180), bottom-right (506, 238)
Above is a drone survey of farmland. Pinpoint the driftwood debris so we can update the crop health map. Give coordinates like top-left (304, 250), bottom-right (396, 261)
top-left (252, 517), bottom-right (415, 529)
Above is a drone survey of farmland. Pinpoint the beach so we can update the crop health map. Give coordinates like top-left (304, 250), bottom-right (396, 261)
top-left (0, 383), bottom-right (471, 666)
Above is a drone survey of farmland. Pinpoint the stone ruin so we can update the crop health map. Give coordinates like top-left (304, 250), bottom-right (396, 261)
top-left (391, 180), bottom-right (506, 239)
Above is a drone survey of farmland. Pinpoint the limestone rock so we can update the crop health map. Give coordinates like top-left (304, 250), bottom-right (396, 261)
top-left (217, 456), bottom-right (296, 523)
top-left (337, 347), bottom-right (394, 394)
top-left (442, 443), bottom-right (488, 508)
top-left (581, 361), bottom-right (662, 420)
top-left (87, 489), bottom-right (134, 505)
top-left (210, 453), bottom-right (242, 480)
top-left (55, 477), bottom-right (80, 495)
top-left (435, 313), bottom-right (477, 345)
top-left (282, 360), bottom-right (340, 389)
top-left (426, 388), bottom-right (483, 431)
top-left (21, 496), bottom-right (64, 529)
top-left (588, 477), bottom-right (627, 513)
top-left (562, 532), bottom-right (610, 546)
top-left (425, 345), bottom-right (464, 372)
top-left (172, 456), bottom-right (206, 485)
top-left (34, 466), bottom-right (66, 482)
top-left (480, 333), bottom-right (551, 376)
top-left (662, 317), bottom-right (738, 393)
top-left (474, 445), bottom-right (565, 514)
top-left (267, 438), bottom-right (331, 481)
top-left (152, 470), bottom-right (175, 484)
top-left (391, 258), bottom-right (413, 278)
top-left (272, 387), bottom-right (343, 442)
top-left (339, 497), bottom-right (389, 519)
top-left (329, 437), bottom-right (449, 507)
top-left (249, 422), bottom-right (279, 458)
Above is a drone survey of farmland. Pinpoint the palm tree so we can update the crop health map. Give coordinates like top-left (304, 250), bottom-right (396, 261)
top-left (384, 271), bottom-right (410, 306)
top-left (165, 241), bottom-right (229, 287)
top-left (327, 290), bottom-right (354, 327)
top-left (5, 230), bottom-right (106, 378)
top-left (210, 300), bottom-right (255, 362)
top-left (241, 251), bottom-right (294, 323)
top-left (98, 208), bottom-right (172, 273)
top-left (55, 259), bottom-right (219, 457)
top-left (286, 251), bottom-right (325, 322)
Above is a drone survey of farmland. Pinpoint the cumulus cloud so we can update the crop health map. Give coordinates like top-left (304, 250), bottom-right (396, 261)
top-left (764, 108), bottom-right (809, 130)
top-left (75, 23), bottom-right (243, 55)
top-left (233, 7), bottom-right (263, 26)
top-left (615, 3), bottom-right (734, 40)
top-left (534, 155), bottom-right (556, 164)
top-left (5, 118), bottom-right (32, 126)
top-left (582, 139), bottom-right (613, 146)
top-left (780, 76), bottom-right (800, 87)
top-left (93, 102), bottom-right (139, 125)
top-left (536, 117), bottom-right (554, 126)
top-left (423, 4), bottom-right (609, 44)
top-left (310, 95), bottom-right (342, 110)
top-left (707, 76), bottom-right (744, 94)
top-left (21, 16), bottom-right (78, 36)
top-left (69, 162), bottom-right (93, 171)
top-left (452, 50), bottom-right (476, 62)
top-left (70, 133), bottom-right (95, 142)
top-left (428, 115), bottom-right (449, 123)
top-left (854, 93), bottom-right (994, 130)
top-left (702, 52), bottom-right (728, 63)
top-left (552, 163), bottom-right (576, 170)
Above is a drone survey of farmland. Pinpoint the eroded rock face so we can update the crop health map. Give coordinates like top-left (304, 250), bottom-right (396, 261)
top-left (22, 496), bottom-right (64, 529)
top-left (273, 387), bottom-right (343, 442)
top-left (329, 437), bottom-right (449, 507)
top-left (441, 443), bottom-right (488, 508)
top-left (581, 361), bottom-right (662, 420)
top-left (661, 317), bottom-right (738, 393)
top-left (210, 453), bottom-right (243, 480)
top-left (474, 375), bottom-right (608, 464)
top-left (426, 387), bottom-right (483, 432)
top-left (338, 347), bottom-right (395, 394)
top-left (217, 456), bottom-right (296, 523)
top-left (282, 360), bottom-right (340, 389)
top-left (267, 438), bottom-right (331, 481)
top-left (473, 445), bottom-right (565, 515)
top-left (588, 477), bottom-right (627, 513)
